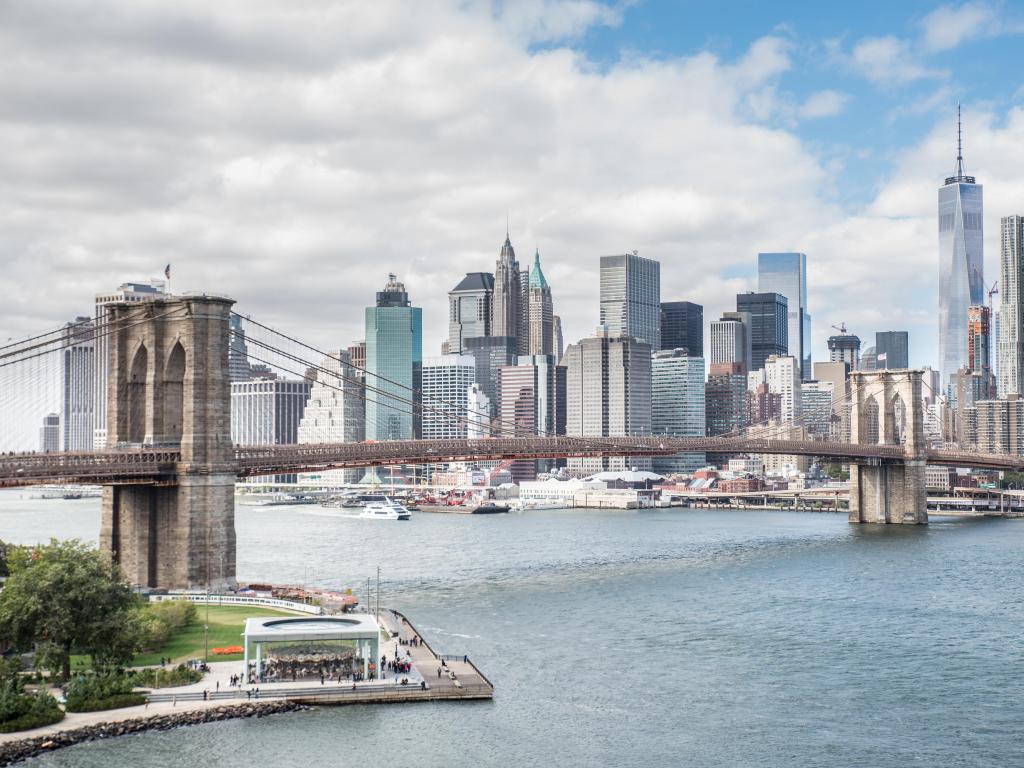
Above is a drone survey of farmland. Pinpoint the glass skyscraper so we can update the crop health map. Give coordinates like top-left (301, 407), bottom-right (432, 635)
top-left (365, 274), bottom-right (423, 441)
top-left (938, 108), bottom-right (983, 384)
top-left (599, 253), bottom-right (660, 347)
top-left (757, 252), bottom-right (810, 380)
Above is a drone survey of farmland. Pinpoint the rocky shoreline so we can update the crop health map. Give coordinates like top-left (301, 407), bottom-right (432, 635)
top-left (0, 700), bottom-right (308, 766)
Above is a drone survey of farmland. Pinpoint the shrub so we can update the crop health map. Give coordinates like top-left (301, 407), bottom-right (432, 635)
top-left (64, 673), bottom-right (142, 712)
top-left (65, 693), bottom-right (145, 712)
top-left (0, 689), bottom-right (64, 733)
top-left (138, 600), bottom-right (198, 650)
top-left (130, 664), bottom-right (201, 689)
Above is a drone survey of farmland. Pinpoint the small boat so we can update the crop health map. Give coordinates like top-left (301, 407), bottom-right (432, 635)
top-left (358, 495), bottom-right (412, 520)
top-left (471, 503), bottom-right (509, 515)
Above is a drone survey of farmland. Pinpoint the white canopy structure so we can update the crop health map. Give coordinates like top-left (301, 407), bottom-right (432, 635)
top-left (243, 614), bottom-right (382, 680)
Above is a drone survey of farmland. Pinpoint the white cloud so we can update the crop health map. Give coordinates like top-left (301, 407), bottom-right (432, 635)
top-left (921, 2), bottom-right (1001, 51)
top-left (0, 0), bottom-right (1021, 376)
top-left (797, 89), bottom-right (849, 119)
top-left (848, 36), bottom-right (946, 86)
top-left (493, 0), bottom-right (626, 43)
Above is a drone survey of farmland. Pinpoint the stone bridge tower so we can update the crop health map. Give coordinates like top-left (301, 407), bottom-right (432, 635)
top-left (848, 369), bottom-right (928, 524)
top-left (99, 295), bottom-right (237, 589)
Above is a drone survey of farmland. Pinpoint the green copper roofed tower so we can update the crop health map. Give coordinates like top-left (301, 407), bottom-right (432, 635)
top-left (529, 249), bottom-right (549, 289)
top-left (528, 249), bottom-right (554, 355)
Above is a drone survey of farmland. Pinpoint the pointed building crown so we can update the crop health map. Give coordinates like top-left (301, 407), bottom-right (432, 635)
top-left (529, 249), bottom-right (549, 289)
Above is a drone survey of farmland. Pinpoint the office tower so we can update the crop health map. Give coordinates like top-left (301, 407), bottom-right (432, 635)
top-left (651, 350), bottom-right (705, 474)
top-left (347, 340), bottom-right (366, 371)
top-left (565, 330), bottom-right (652, 474)
top-left (467, 384), bottom-right (491, 440)
top-left (228, 314), bottom-right (253, 381)
top-left (747, 383), bottom-right (782, 425)
top-left (827, 331), bottom-right (861, 370)
top-left (921, 366), bottom-right (942, 405)
top-left (231, 379), bottom-right (311, 445)
top-left (801, 380), bottom-right (834, 436)
top-left (447, 272), bottom-right (493, 354)
top-left (498, 354), bottom-right (566, 482)
top-left (59, 317), bottom-right (95, 451)
top-left (938, 106), bottom-right (984, 384)
top-left (527, 250), bottom-right (554, 356)
top-left (948, 366), bottom-right (986, 445)
top-left (736, 292), bottom-right (788, 372)
top-left (519, 266), bottom-right (531, 356)
top-left (365, 274), bottom-right (423, 441)
top-left (999, 215), bottom-right (1024, 396)
top-left (231, 378), bottom-right (311, 484)
top-left (705, 363), bottom-right (748, 437)
top-left (421, 355), bottom-right (477, 440)
top-left (492, 233), bottom-right (524, 352)
top-left (297, 351), bottom-right (365, 486)
top-left (975, 398), bottom-right (1024, 455)
top-left (758, 252), bottom-right (811, 379)
top-left (875, 331), bottom-right (909, 370)
top-left (464, 335), bottom-right (517, 423)
top-left (660, 301), bottom-right (703, 356)
top-left (39, 413), bottom-right (60, 452)
top-left (710, 312), bottom-right (752, 374)
top-left (993, 308), bottom-right (1001, 389)
top-left (763, 355), bottom-right (802, 424)
top-left (966, 306), bottom-right (995, 397)
top-left (553, 316), bottom-right (564, 362)
top-left (860, 346), bottom-right (878, 372)
top-left (599, 253), bottom-right (661, 346)
top-left (93, 279), bottom-right (166, 448)
top-left (813, 361), bottom-right (850, 440)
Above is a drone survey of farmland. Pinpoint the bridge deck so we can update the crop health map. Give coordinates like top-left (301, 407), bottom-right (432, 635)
top-left (1, 438), bottom-right (1021, 488)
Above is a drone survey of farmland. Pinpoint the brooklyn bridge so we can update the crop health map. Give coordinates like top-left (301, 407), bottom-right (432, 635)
top-left (2, 294), bottom-right (1019, 590)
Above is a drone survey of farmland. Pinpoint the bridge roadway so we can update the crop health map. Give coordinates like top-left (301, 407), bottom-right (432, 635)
top-left (1, 437), bottom-right (1022, 489)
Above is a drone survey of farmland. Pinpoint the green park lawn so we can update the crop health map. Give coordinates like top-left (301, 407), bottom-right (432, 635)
top-left (132, 605), bottom-right (300, 666)
top-left (69, 605), bottom-right (303, 671)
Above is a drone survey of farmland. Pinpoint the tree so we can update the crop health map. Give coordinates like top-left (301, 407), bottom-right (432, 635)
top-left (0, 540), bottom-right (142, 680)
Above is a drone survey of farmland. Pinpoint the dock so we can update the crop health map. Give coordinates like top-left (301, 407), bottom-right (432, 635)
top-left (143, 608), bottom-right (493, 708)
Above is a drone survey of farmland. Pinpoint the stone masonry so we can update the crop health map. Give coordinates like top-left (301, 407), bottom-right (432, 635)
top-left (847, 369), bottom-right (928, 524)
top-left (99, 295), bottom-right (237, 589)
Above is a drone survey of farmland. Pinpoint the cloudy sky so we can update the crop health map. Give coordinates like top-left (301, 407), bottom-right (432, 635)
top-left (2, 0), bottom-right (1023, 367)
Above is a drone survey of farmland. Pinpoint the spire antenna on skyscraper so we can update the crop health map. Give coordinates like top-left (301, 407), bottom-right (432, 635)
top-left (956, 101), bottom-right (965, 178)
top-left (944, 103), bottom-right (975, 186)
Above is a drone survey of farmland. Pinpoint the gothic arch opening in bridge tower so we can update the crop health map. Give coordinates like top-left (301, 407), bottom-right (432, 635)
top-left (860, 394), bottom-right (880, 445)
top-left (163, 341), bottom-right (186, 444)
top-left (887, 392), bottom-right (908, 446)
top-left (128, 344), bottom-right (148, 444)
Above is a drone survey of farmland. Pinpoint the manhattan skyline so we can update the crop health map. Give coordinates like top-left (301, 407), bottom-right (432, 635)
top-left (2, 1), bottom-right (1024, 371)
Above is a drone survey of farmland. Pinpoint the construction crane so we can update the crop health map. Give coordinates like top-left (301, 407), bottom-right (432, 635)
top-left (987, 280), bottom-right (999, 311)
top-left (831, 322), bottom-right (848, 335)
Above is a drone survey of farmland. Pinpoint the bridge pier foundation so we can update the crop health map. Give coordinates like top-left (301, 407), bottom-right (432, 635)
top-left (848, 460), bottom-right (927, 524)
top-left (99, 295), bottom-right (237, 590)
top-left (847, 370), bottom-right (928, 525)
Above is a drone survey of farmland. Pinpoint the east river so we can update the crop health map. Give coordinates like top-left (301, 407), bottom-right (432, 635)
top-left (2, 490), bottom-right (1023, 767)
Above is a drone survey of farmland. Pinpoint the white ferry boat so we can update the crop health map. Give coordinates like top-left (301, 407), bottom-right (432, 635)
top-left (357, 495), bottom-right (412, 520)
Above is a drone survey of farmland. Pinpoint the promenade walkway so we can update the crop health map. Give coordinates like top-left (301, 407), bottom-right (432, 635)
top-left (0, 607), bottom-right (492, 745)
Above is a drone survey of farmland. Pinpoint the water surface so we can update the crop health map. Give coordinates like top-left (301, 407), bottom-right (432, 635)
top-left (1, 491), bottom-right (1021, 767)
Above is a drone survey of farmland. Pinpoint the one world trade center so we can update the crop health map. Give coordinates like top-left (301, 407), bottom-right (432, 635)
top-left (938, 105), bottom-right (984, 387)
